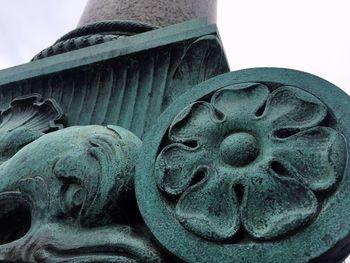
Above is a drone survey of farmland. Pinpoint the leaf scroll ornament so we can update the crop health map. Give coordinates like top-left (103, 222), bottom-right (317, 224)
top-left (0, 94), bottom-right (64, 163)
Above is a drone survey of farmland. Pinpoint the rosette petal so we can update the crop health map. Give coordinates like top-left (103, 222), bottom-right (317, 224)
top-left (155, 143), bottom-right (207, 195)
top-left (169, 102), bottom-right (224, 143)
top-left (211, 83), bottom-right (270, 120)
top-left (262, 86), bottom-right (327, 137)
top-left (176, 167), bottom-right (240, 241)
top-left (241, 166), bottom-right (318, 240)
top-left (273, 126), bottom-right (347, 191)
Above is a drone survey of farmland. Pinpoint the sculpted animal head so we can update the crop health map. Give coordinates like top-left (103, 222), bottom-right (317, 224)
top-left (0, 125), bottom-right (164, 262)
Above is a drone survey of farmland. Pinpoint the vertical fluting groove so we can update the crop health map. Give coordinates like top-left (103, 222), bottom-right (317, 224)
top-left (65, 74), bottom-right (76, 118)
top-left (117, 58), bottom-right (140, 130)
top-left (130, 54), bottom-right (154, 137)
top-left (105, 61), bottom-right (127, 125)
top-left (91, 65), bottom-right (113, 125)
top-left (8, 83), bottom-right (14, 106)
top-left (43, 75), bottom-right (53, 99)
top-left (61, 73), bottom-right (75, 116)
top-left (0, 85), bottom-right (6, 109)
top-left (80, 66), bottom-right (100, 124)
top-left (144, 48), bottom-right (172, 132)
top-left (163, 41), bottom-right (203, 113)
top-left (1, 85), bottom-right (13, 110)
top-left (69, 71), bottom-right (87, 125)
top-left (51, 74), bottom-right (64, 104)
top-left (161, 44), bottom-right (186, 111)
top-left (11, 81), bottom-right (23, 99)
top-left (21, 82), bottom-right (32, 96)
top-left (0, 87), bottom-right (4, 109)
top-left (18, 84), bottom-right (23, 98)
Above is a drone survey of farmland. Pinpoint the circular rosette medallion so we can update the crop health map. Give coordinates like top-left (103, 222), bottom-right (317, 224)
top-left (135, 68), bottom-right (350, 263)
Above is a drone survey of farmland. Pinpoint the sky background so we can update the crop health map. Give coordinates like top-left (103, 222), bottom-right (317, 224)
top-left (0, 1), bottom-right (350, 261)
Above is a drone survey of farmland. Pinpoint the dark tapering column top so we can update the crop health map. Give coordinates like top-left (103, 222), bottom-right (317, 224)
top-left (78, 0), bottom-right (217, 27)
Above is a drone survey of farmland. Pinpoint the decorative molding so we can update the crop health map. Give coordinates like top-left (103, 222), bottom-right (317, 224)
top-left (0, 94), bottom-right (64, 163)
top-left (32, 20), bottom-right (159, 61)
top-left (0, 93), bottom-right (64, 132)
top-left (0, 25), bottom-right (228, 138)
top-left (0, 18), bottom-right (218, 86)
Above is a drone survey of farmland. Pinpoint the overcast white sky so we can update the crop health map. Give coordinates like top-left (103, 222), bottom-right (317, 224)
top-left (0, 1), bottom-right (350, 261)
top-left (0, 1), bottom-right (349, 95)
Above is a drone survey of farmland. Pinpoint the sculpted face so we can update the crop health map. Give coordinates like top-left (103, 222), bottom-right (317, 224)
top-left (0, 125), bottom-right (163, 262)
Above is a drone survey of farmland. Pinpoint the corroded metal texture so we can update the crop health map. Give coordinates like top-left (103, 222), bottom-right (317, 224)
top-left (136, 68), bottom-right (350, 263)
top-left (78, 0), bottom-right (217, 27)
top-left (1, 15), bottom-right (350, 262)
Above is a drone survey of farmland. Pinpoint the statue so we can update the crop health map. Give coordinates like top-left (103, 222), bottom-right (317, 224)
top-left (0, 0), bottom-right (350, 262)
top-left (0, 124), bottom-right (165, 262)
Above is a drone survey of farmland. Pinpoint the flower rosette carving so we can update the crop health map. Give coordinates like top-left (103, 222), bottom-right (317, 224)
top-left (155, 83), bottom-right (347, 241)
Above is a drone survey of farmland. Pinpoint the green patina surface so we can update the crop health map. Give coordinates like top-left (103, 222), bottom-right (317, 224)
top-left (0, 18), bottom-right (349, 263)
top-left (0, 19), bottom-right (228, 139)
top-left (136, 68), bottom-right (350, 263)
top-left (0, 18), bottom-right (227, 262)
